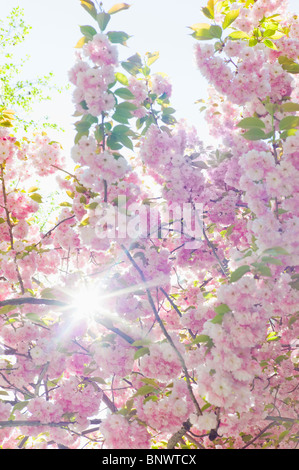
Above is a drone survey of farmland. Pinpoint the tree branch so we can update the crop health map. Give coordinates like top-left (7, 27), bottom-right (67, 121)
top-left (121, 244), bottom-right (202, 416)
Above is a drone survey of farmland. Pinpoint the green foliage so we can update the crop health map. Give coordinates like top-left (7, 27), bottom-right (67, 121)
top-left (279, 115), bottom-right (299, 131)
top-left (211, 303), bottom-right (231, 324)
top-left (190, 23), bottom-right (222, 41)
top-left (230, 265), bottom-right (251, 282)
top-left (0, 7), bottom-right (64, 131)
top-left (222, 9), bottom-right (240, 30)
top-left (278, 56), bottom-right (299, 74)
top-left (237, 117), bottom-right (266, 129)
top-left (107, 31), bottom-right (131, 45)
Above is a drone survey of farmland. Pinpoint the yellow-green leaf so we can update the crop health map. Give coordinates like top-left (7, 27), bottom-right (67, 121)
top-left (80, 0), bottom-right (97, 19)
top-left (279, 115), bottom-right (299, 130)
top-left (264, 38), bottom-right (277, 50)
top-left (75, 36), bottom-right (88, 48)
top-left (134, 347), bottom-right (150, 360)
top-left (133, 385), bottom-right (158, 397)
top-left (146, 51), bottom-right (159, 66)
top-left (222, 9), bottom-right (240, 30)
top-left (281, 102), bottom-right (299, 112)
top-left (228, 30), bottom-right (250, 39)
top-left (0, 305), bottom-right (17, 315)
top-left (108, 3), bottom-right (130, 15)
top-left (28, 186), bottom-right (39, 193)
top-left (190, 22), bottom-right (211, 31)
top-left (30, 193), bottom-right (42, 203)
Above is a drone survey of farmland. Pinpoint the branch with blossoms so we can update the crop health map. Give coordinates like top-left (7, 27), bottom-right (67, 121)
top-left (121, 243), bottom-right (203, 417)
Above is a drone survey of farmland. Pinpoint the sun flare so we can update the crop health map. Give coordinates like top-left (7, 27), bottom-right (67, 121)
top-left (71, 282), bottom-right (107, 321)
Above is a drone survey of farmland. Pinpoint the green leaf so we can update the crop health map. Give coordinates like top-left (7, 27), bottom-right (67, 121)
top-left (267, 331), bottom-right (279, 342)
top-left (202, 0), bottom-right (215, 19)
top-left (80, 0), bottom-right (97, 19)
top-left (242, 128), bottom-right (267, 140)
top-left (127, 53), bottom-right (143, 66)
top-left (141, 378), bottom-right (160, 388)
top-left (121, 61), bottom-right (141, 76)
top-left (263, 29), bottom-right (276, 37)
top-left (115, 72), bottom-right (129, 86)
top-left (146, 51), bottom-right (159, 66)
top-left (132, 339), bottom-right (151, 347)
top-left (202, 7), bottom-right (214, 19)
top-left (133, 385), bottom-right (158, 397)
top-left (193, 334), bottom-right (212, 344)
top-left (214, 303), bottom-right (231, 315)
top-left (40, 287), bottom-right (56, 299)
top-left (230, 265), bottom-right (251, 283)
top-left (108, 3), bottom-right (130, 15)
top-left (237, 117), bottom-right (266, 129)
top-left (90, 376), bottom-right (107, 385)
top-left (278, 56), bottom-right (299, 74)
top-left (112, 101), bottom-right (136, 123)
top-left (262, 246), bottom-right (289, 256)
top-left (86, 201), bottom-right (98, 210)
top-left (264, 102), bottom-right (277, 115)
top-left (210, 25), bottom-right (222, 39)
top-left (80, 25), bottom-right (97, 40)
top-left (211, 313), bottom-right (227, 325)
top-left (210, 304), bottom-right (231, 324)
top-left (30, 193), bottom-right (42, 203)
top-left (112, 125), bottom-right (130, 137)
top-left (280, 129), bottom-right (298, 139)
top-left (249, 37), bottom-right (258, 47)
top-left (162, 107), bottom-right (176, 115)
top-left (28, 186), bottom-right (39, 193)
top-left (275, 355), bottom-right (287, 364)
top-left (96, 12), bottom-right (111, 31)
top-left (115, 133), bottom-right (133, 150)
top-left (75, 36), bottom-right (88, 48)
top-left (0, 305), bottom-right (17, 315)
top-left (261, 256), bottom-right (283, 265)
top-left (80, 216), bottom-right (90, 226)
top-left (222, 9), bottom-right (240, 30)
top-left (255, 264), bottom-right (272, 277)
top-left (116, 101), bottom-right (137, 112)
top-left (289, 279), bottom-right (299, 290)
top-left (114, 87), bottom-right (135, 100)
top-left (228, 30), bottom-right (250, 39)
top-left (12, 400), bottom-right (29, 413)
top-left (190, 23), bottom-right (215, 40)
top-left (75, 114), bottom-right (97, 135)
top-left (263, 39), bottom-right (277, 50)
top-left (106, 134), bottom-right (123, 149)
top-left (94, 125), bottom-right (104, 143)
top-left (279, 115), bottom-right (299, 131)
top-left (75, 121), bottom-right (91, 134)
top-left (134, 347), bottom-right (150, 360)
top-left (26, 312), bottom-right (45, 324)
top-left (253, 27), bottom-right (262, 38)
top-left (281, 102), bottom-right (299, 112)
top-left (107, 31), bottom-right (131, 45)
top-left (75, 131), bottom-right (88, 144)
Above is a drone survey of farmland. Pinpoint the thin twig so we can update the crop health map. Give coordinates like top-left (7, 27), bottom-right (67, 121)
top-left (241, 422), bottom-right (276, 449)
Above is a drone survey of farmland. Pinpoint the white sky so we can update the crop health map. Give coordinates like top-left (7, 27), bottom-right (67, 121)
top-left (1, 0), bottom-right (299, 157)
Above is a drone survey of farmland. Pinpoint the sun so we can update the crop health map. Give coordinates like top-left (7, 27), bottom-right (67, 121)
top-left (70, 280), bottom-right (108, 321)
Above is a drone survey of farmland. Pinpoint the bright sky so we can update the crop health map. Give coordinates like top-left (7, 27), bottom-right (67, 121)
top-left (1, 0), bottom-right (299, 157)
